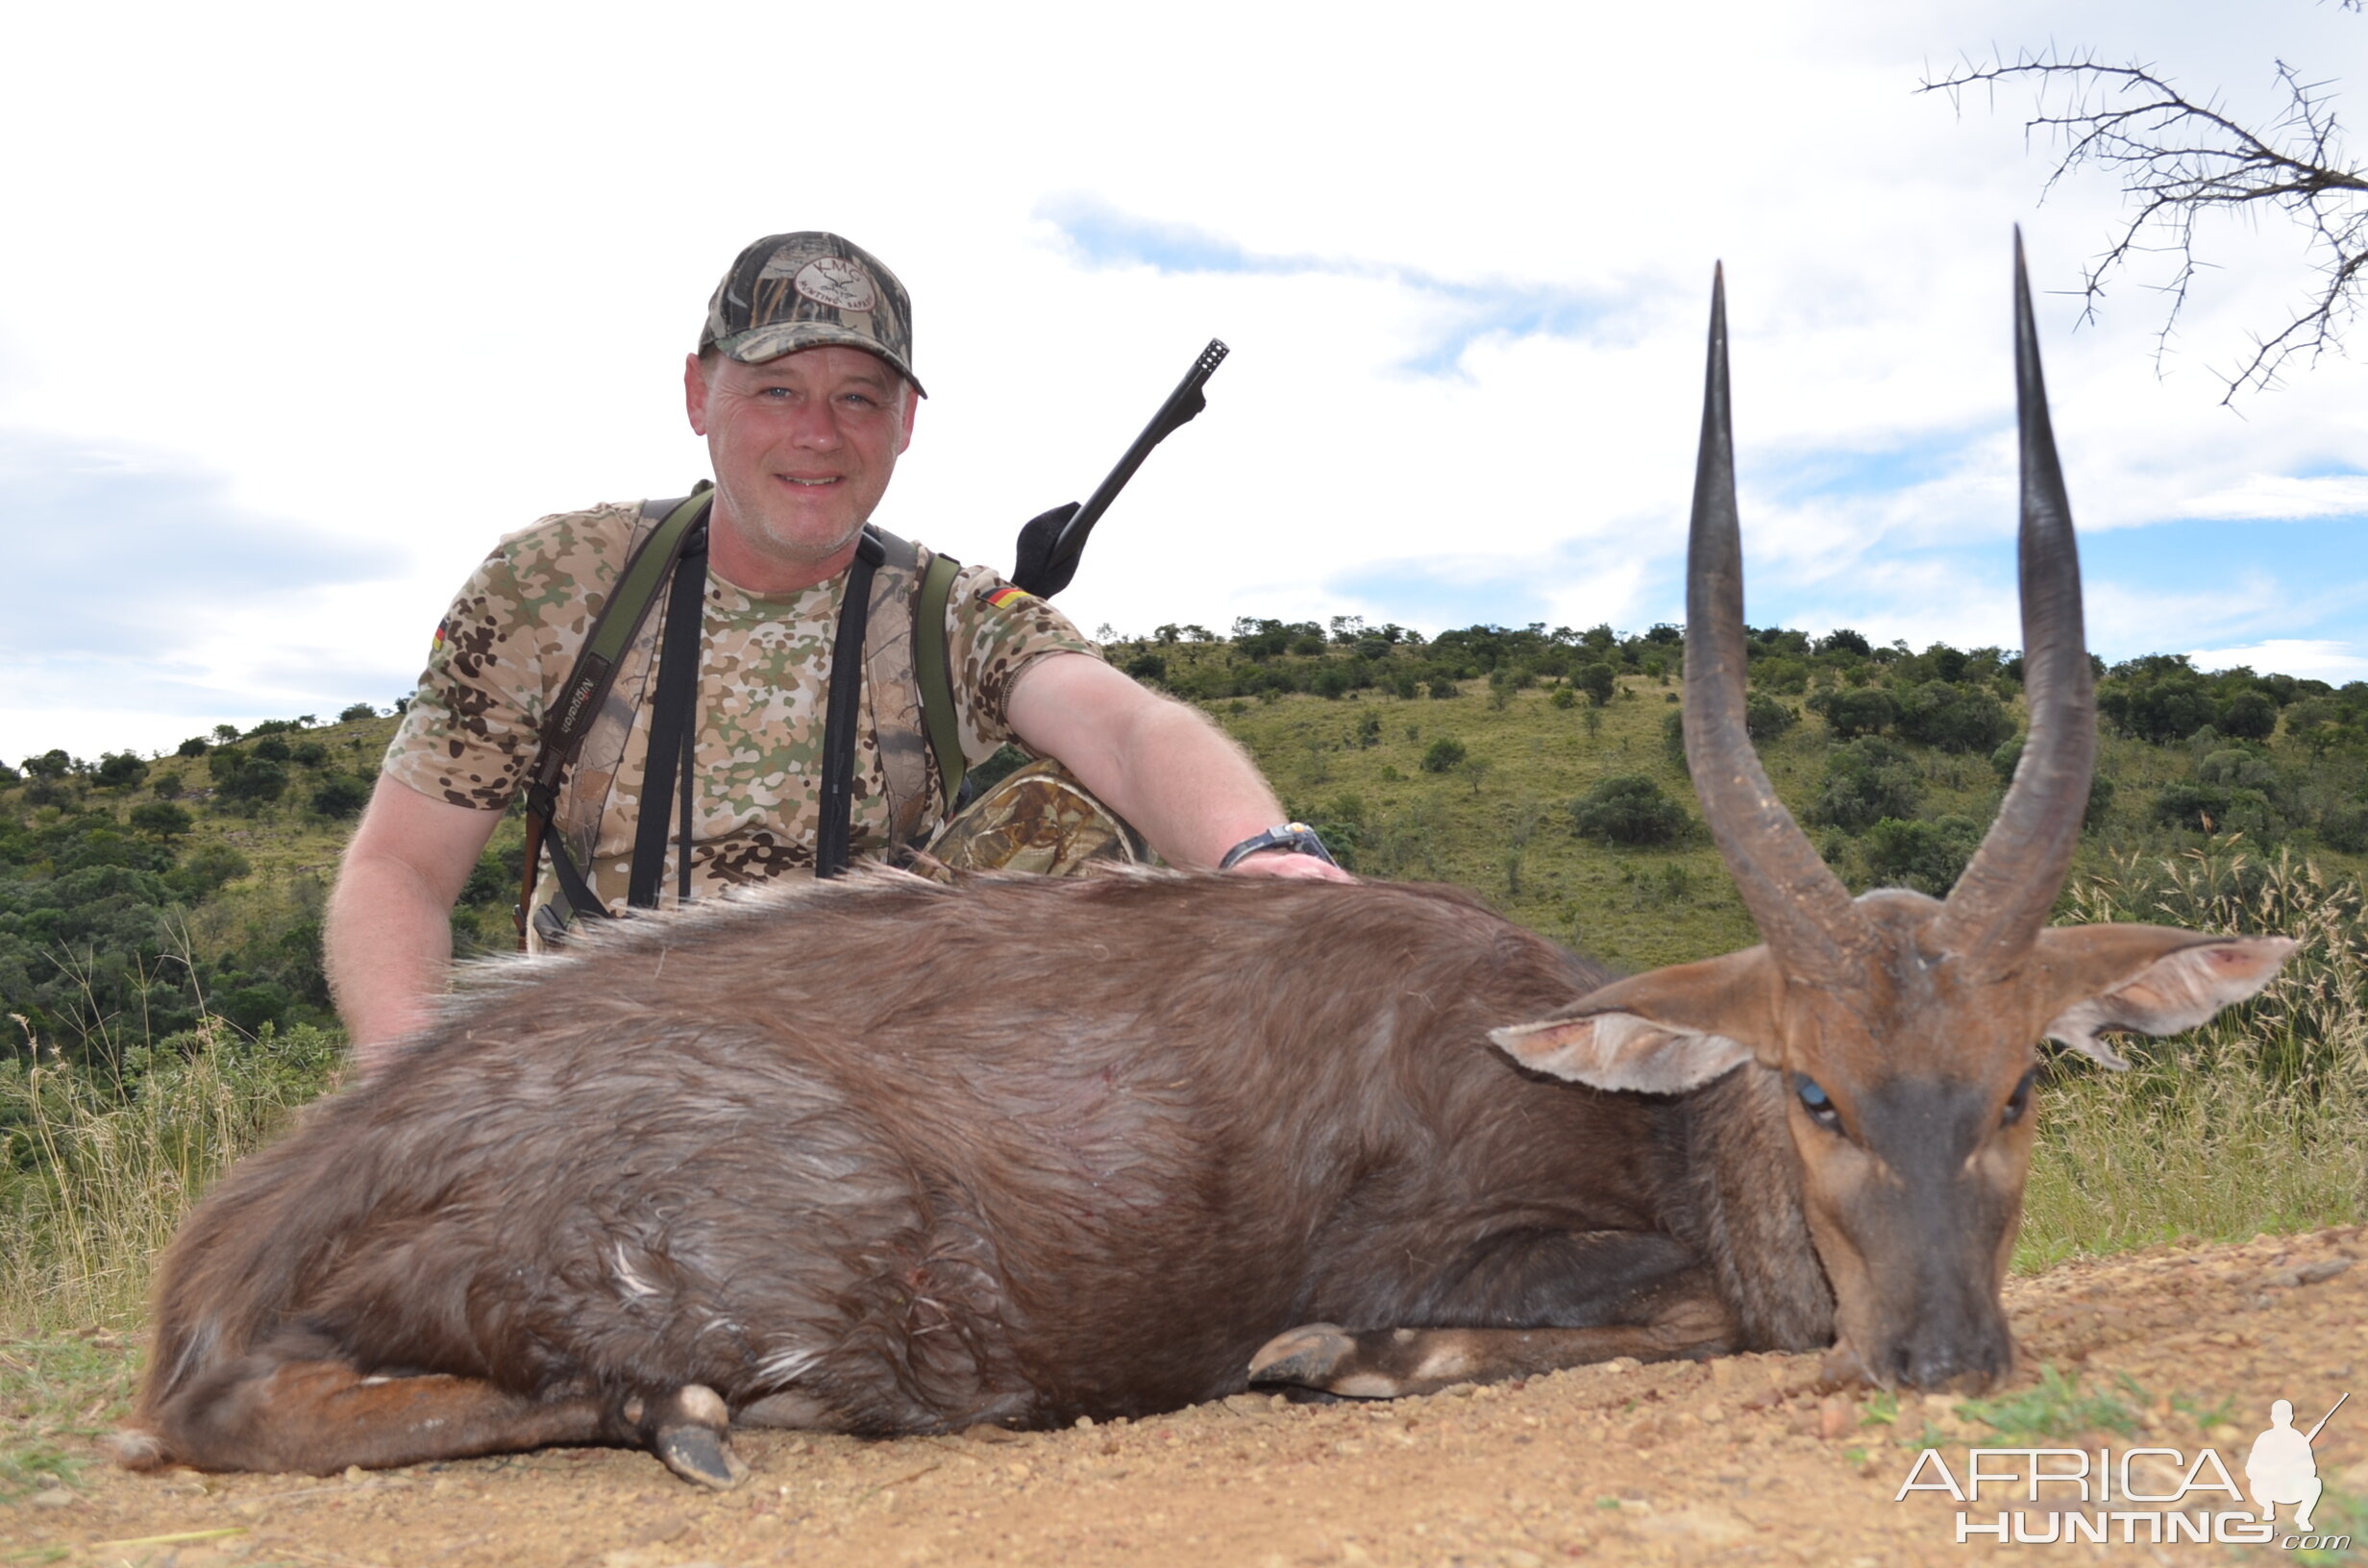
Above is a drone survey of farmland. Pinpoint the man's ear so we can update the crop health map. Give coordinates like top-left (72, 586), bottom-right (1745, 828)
top-left (1489, 946), bottom-right (1782, 1093)
top-left (685, 353), bottom-right (712, 436)
top-left (2032, 925), bottom-right (2297, 1070)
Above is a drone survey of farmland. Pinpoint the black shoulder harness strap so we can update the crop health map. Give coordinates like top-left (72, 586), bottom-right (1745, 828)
top-left (514, 493), bottom-right (967, 947)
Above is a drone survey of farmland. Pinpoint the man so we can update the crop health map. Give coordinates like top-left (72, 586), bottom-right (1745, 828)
top-left (324, 232), bottom-right (1346, 1077)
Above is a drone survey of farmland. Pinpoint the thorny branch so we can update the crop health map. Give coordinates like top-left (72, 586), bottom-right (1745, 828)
top-left (1922, 39), bottom-right (2368, 404)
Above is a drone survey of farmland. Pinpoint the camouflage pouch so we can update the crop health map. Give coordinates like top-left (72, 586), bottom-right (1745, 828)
top-left (919, 760), bottom-right (1148, 878)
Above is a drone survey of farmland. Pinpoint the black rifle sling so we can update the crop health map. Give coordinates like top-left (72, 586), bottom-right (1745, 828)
top-left (517, 489), bottom-right (711, 943)
top-left (627, 521), bottom-right (711, 910)
top-left (814, 529), bottom-right (887, 878)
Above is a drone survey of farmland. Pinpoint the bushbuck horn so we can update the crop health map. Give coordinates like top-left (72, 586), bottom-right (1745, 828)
top-left (1929, 230), bottom-right (2097, 973)
top-left (1683, 263), bottom-right (1870, 984)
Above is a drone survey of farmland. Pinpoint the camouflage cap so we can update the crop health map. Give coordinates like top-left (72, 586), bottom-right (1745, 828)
top-left (699, 232), bottom-right (925, 396)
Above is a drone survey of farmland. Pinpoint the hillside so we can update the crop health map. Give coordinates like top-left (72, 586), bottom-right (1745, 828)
top-left (4, 620), bottom-right (2366, 1064)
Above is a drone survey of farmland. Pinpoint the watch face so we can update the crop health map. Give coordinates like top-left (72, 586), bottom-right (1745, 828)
top-left (793, 257), bottom-right (879, 314)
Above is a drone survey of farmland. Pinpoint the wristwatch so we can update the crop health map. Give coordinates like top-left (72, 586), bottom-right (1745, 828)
top-left (1218, 822), bottom-right (1338, 870)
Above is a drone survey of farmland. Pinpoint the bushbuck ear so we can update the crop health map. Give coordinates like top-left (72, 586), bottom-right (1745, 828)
top-left (2034, 926), bottom-right (2298, 1070)
top-left (1489, 947), bottom-right (1783, 1093)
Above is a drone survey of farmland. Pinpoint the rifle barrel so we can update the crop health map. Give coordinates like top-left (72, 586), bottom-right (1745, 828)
top-left (1040, 338), bottom-right (1228, 587)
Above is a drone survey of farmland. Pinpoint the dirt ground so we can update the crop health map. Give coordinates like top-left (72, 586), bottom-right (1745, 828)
top-left (9, 1227), bottom-right (2365, 1567)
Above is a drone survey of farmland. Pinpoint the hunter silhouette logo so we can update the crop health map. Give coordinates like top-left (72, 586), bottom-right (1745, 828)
top-left (1894, 1389), bottom-right (2352, 1549)
top-left (2247, 1393), bottom-right (2345, 1533)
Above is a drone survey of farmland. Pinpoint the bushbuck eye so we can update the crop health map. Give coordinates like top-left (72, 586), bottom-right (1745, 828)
top-left (2001, 1066), bottom-right (2037, 1127)
top-left (1792, 1073), bottom-right (1841, 1132)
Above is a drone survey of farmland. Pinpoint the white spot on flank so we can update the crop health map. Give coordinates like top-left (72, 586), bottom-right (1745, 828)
top-left (755, 1346), bottom-right (823, 1386)
top-left (610, 1243), bottom-right (658, 1300)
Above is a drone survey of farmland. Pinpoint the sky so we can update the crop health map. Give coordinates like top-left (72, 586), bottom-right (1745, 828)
top-left (5, 0), bottom-right (2365, 764)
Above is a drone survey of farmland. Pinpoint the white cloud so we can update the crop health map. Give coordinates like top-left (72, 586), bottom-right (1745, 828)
top-left (1, 0), bottom-right (2364, 759)
top-left (2189, 640), bottom-right (2368, 682)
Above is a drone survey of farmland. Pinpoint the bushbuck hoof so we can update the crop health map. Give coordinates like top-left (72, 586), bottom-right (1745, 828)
top-left (655, 1422), bottom-right (748, 1489)
top-left (1247, 1324), bottom-right (1362, 1391)
top-left (628, 1384), bottom-right (748, 1489)
top-left (109, 1427), bottom-right (169, 1472)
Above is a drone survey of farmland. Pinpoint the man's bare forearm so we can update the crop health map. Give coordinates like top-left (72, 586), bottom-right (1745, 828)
top-left (324, 776), bottom-right (506, 1077)
top-left (1006, 653), bottom-right (1351, 880)
top-left (1076, 697), bottom-right (1284, 869)
top-left (324, 852), bottom-right (460, 1075)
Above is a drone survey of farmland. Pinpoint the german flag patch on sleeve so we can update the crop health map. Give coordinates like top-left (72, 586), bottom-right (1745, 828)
top-left (983, 586), bottom-right (1035, 611)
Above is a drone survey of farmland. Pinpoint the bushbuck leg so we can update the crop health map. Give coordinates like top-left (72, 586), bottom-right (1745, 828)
top-left (1249, 1297), bottom-right (1736, 1399)
top-left (128, 1351), bottom-right (745, 1487)
top-left (1250, 1230), bottom-right (1740, 1398)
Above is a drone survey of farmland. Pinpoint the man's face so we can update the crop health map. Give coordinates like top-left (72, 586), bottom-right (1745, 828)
top-left (684, 344), bottom-right (917, 575)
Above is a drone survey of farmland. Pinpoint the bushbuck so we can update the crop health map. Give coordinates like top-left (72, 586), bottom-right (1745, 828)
top-left (120, 242), bottom-right (2293, 1488)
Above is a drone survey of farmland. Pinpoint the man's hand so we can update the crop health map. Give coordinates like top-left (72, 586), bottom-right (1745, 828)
top-left (1226, 849), bottom-right (1355, 884)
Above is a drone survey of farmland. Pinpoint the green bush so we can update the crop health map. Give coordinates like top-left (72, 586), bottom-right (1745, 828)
top-left (1862, 815), bottom-right (1983, 894)
top-left (93, 752), bottom-right (149, 791)
top-left (127, 801), bottom-right (193, 841)
top-left (165, 842), bottom-right (251, 900)
top-left (337, 702), bottom-right (378, 723)
top-left (2151, 782), bottom-right (2282, 841)
top-left (1744, 693), bottom-right (1795, 742)
top-left (1571, 773), bottom-right (1690, 845)
top-left (1895, 679), bottom-right (2013, 754)
top-left (1820, 686), bottom-right (1898, 740)
top-left (2196, 747), bottom-right (2279, 793)
top-left (217, 758), bottom-right (288, 805)
top-left (308, 772), bottom-right (371, 819)
top-left (1571, 663), bottom-right (1616, 706)
top-left (175, 736), bottom-right (210, 758)
top-left (1420, 738), bottom-right (1468, 772)
top-left (2218, 689), bottom-right (2279, 742)
top-left (1812, 738), bottom-right (1925, 830)
top-left (2099, 659), bottom-right (2216, 743)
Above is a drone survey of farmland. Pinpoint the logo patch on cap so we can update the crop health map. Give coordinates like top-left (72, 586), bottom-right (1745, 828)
top-left (793, 257), bottom-right (878, 314)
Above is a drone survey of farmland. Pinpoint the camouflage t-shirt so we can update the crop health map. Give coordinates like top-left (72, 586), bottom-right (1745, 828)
top-left (383, 501), bottom-right (1098, 913)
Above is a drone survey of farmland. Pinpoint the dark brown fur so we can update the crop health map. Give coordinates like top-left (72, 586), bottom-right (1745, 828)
top-left (131, 870), bottom-right (1830, 1471)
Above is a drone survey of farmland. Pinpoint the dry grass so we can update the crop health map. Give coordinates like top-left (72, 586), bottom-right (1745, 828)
top-left (0, 1017), bottom-right (336, 1335)
top-left (2017, 844), bottom-right (2368, 1269)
